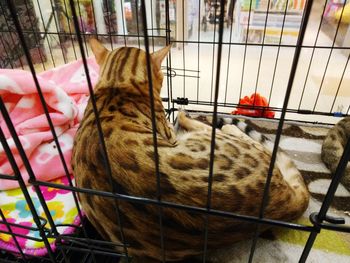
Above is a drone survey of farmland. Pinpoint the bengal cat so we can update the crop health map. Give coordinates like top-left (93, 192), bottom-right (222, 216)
top-left (321, 116), bottom-right (350, 191)
top-left (71, 39), bottom-right (310, 262)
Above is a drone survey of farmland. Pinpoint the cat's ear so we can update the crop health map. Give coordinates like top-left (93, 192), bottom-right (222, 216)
top-left (151, 45), bottom-right (171, 69)
top-left (89, 38), bottom-right (109, 65)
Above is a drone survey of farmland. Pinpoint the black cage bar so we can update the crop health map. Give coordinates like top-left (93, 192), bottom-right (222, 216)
top-left (0, 0), bottom-right (350, 263)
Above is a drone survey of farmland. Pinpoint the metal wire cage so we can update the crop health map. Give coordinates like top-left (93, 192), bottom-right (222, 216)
top-left (0, 0), bottom-right (350, 262)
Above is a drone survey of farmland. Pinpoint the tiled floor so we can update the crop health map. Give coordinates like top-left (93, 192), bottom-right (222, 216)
top-left (27, 1), bottom-right (349, 124)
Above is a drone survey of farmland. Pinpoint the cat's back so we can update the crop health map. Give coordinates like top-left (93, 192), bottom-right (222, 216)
top-left (322, 116), bottom-right (350, 171)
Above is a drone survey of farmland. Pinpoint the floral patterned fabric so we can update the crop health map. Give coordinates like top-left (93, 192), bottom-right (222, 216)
top-left (0, 176), bottom-right (81, 256)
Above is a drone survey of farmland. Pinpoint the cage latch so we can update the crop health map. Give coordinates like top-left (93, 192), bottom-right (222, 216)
top-left (173, 97), bottom-right (189, 105)
top-left (323, 215), bottom-right (345, 225)
top-left (309, 212), bottom-right (350, 233)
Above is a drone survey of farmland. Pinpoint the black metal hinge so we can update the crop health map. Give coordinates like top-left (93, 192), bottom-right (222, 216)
top-left (172, 97), bottom-right (189, 105)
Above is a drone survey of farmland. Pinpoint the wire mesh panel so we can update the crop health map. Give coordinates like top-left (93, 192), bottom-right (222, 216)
top-left (0, 0), bottom-right (350, 263)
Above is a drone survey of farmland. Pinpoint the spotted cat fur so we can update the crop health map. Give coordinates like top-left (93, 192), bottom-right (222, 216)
top-left (72, 39), bottom-right (310, 262)
top-left (321, 116), bottom-right (350, 191)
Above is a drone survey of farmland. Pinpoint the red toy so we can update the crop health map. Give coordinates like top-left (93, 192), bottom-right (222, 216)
top-left (232, 93), bottom-right (275, 118)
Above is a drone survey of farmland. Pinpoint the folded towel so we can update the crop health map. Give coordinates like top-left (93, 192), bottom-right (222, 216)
top-left (0, 57), bottom-right (99, 190)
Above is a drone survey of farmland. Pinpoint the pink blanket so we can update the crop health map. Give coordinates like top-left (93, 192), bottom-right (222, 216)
top-left (0, 58), bottom-right (99, 190)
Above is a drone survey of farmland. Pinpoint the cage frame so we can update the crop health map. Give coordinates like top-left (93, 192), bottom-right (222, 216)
top-left (0, 0), bottom-right (350, 262)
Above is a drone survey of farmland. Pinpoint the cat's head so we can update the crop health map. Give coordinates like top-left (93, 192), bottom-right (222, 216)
top-left (89, 38), bottom-right (170, 94)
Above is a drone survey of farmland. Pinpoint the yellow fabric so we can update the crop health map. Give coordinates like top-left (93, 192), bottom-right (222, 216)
top-left (273, 218), bottom-right (350, 255)
top-left (335, 4), bottom-right (350, 23)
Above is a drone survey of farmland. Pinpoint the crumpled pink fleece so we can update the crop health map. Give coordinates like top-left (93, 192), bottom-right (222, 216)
top-left (0, 57), bottom-right (100, 190)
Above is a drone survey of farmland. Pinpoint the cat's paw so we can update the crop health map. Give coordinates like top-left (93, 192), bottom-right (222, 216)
top-left (221, 124), bottom-right (244, 137)
top-left (178, 109), bottom-right (190, 118)
top-left (174, 110), bottom-right (190, 133)
top-left (176, 109), bottom-right (190, 126)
